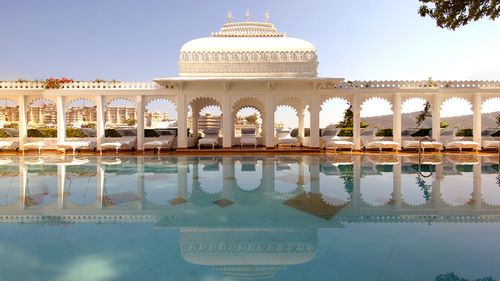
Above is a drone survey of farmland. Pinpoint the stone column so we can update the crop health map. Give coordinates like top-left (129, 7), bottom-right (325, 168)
top-left (432, 95), bottom-right (441, 141)
top-left (136, 158), bottom-right (144, 209)
top-left (298, 110), bottom-right (305, 138)
top-left (351, 156), bottom-right (361, 208)
top-left (96, 96), bottom-right (105, 150)
top-left (392, 162), bottom-right (402, 209)
top-left (472, 93), bottom-right (482, 145)
top-left (177, 157), bottom-right (188, 199)
top-left (192, 107), bottom-right (199, 140)
top-left (352, 95), bottom-right (361, 150)
top-left (265, 85), bottom-right (275, 148)
top-left (472, 163), bottom-right (481, 209)
top-left (177, 94), bottom-right (188, 148)
top-left (56, 96), bottom-right (66, 143)
top-left (309, 157), bottom-right (320, 194)
top-left (136, 95), bottom-right (144, 151)
top-left (222, 157), bottom-right (234, 199)
top-left (19, 158), bottom-right (27, 208)
top-left (263, 157), bottom-right (275, 192)
top-left (392, 93), bottom-right (402, 145)
top-left (309, 95), bottom-right (320, 148)
top-left (432, 164), bottom-right (443, 208)
top-left (18, 96), bottom-right (27, 150)
top-left (96, 158), bottom-right (104, 209)
top-left (222, 94), bottom-right (232, 148)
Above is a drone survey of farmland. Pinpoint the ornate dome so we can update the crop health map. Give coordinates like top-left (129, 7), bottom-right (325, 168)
top-left (179, 21), bottom-right (318, 78)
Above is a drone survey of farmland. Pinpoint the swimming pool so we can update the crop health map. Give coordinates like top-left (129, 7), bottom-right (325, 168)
top-left (0, 154), bottom-right (499, 280)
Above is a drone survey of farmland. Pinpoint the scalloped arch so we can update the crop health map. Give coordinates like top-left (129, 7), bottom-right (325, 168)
top-left (275, 96), bottom-right (305, 113)
top-left (232, 97), bottom-right (265, 114)
top-left (65, 97), bottom-right (96, 109)
top-left (28, 97), bottom-right (56, 107)
top-left (320, 96), bottom-right (350, 110)
top-left (105, 97), bottom-right (136, 107)
top-left (144, 96), bottom-right (177, 110)
top-left (0, 98), bottom-right (18, 106)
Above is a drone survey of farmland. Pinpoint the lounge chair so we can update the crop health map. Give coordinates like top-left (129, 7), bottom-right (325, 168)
top-left (441, 128), bottom-right (480, 152)
top-left (275, 128), bottom-right (300, 148)
top-left (198, 128), bottom-right (220, 149)
top-left (0, 140), bottom-right (19, 152)
top-left (402, 129), bottom-right (442, 152)
top-left (143, 130), bottom-right (176, 154)
top-left (481, 129), bottom-right (500, 151)
top-left (23, 141), bottom-right (46, 155)
top-left (239, 128), bottom-right (257, 148)
top-left (56, 141), bottom-right (96, 155)
top-left (361, 128), bottom-right (399, 152)
top-left (322, 128), bottom-right (354, 152)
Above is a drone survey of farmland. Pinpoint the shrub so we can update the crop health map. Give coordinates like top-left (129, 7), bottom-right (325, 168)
top-left (105, 129), bottom-right (122, 137)
top-left (66, 128), bottom-right (86, 138)
top-left (0, 129), bottom-right (9, 138)
top-left (145, 129), bottom-right (160, 138)
top-left (376, 128), bottom-right (393, 137)
top-left (27, 128), bottom-right (57, 137)
top-left (456, 128), bottom-right (473, 137)
top-left (338, 128), bottom-right (353, 137)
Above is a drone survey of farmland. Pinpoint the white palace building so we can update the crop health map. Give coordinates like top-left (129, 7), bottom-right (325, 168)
top-left (1, 14), bottom-right (500, 151)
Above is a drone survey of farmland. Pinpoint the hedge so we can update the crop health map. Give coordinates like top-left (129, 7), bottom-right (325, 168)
top-left (27, 128), bottom-right (57, 138)
top-left (456, 128), bottom-right (473, 137)
top-left (0, 130), bottom-right (9, 138)
top-left (375, 129), bottom-right (393, 137)
top-left (66, 128), bottom-right (87, 138)
top-left (105, 129), bottom-right (122, 138)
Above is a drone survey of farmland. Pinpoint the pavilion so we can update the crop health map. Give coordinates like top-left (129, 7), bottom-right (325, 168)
top-left (1, 13), bottom-right (499, 151)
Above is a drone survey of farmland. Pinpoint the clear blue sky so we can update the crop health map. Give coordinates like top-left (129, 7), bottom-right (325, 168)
top-left (1, 0), bottom-right (499, 127)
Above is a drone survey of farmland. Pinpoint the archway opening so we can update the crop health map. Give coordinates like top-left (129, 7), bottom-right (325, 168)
top-left (0, 98), bottom-right (18, 130)
top-left (27, 99), bottom-right (57, 138)
top-left (105, 98), bottom-right (137, 129)
top-left (144, 98), bottom-right (177, 130)
top-left (65, 98), bottom-right (97, 139)
top-left (235, 107), bottom-right (262, 137)
top-left (440, 97), bottom-right (473, 138)
top-left (360, 97), bottom-right (393, 138)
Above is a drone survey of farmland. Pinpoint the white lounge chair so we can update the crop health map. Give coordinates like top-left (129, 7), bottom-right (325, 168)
top-left (23, 141), bottom-right (46, 155)
top-left (56, 141), bottom-right (96, 155)
top-left (481, 129), bottom-right (500, 151)
top-left (322, 128), bottom-right (354, 152)
top-left (361, 128), bottom-right (399, 152)
top-left (441, 128), bottom-right (480, 152)
top-left (239, 128), bottom-right (257, 148)
top-left (275, 128), bottom-right (300, 148)
top-left (0, 140), bottom-right (19, 152)
top-left (143, 131), bottom-right (176, 154)
top-left (198, 128), bottom-right (219, 149)
top-left (402, 129), bottom-right (442, 152)
top-left (101, 136), bottom-right (136, 154)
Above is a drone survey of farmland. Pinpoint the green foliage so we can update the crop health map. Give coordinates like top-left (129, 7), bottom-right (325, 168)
top-left (105, 129), bottom-right (122, 137)
top-left (415, 101), bottom-right (432, 128)
top-left (145, 129), bottom-right (160, 138)
top-left (419, 0), bottom-right (499, 30)
top-left (456, 128), bottom-right (473, 137)
top-left (65, 128), bottom-right (86, 138)
top-left (27, 128), bottom-right (57, 137)
top-left (375, 128), bottom-right (393, 137)
top-left (4, 123), bottom-right (18, 129)
top-left (244, 113), bottom-right (258, 124)
top-left (440, 120), bottom-right (449, 128)
top-left (85, 123), bottom-right (96, 129)
top-left (491, 130), bottom-right (500, 137)
top-left (125, 119), bottom-right (136, 126)
top-left (416, 175), bottom-right (431, 202)
top-left (338, 128), bottom-right (353, 137)
top-left (337, 105), bottom-right (369, 129)
top-left (0, 129), bottom-right (9, 138)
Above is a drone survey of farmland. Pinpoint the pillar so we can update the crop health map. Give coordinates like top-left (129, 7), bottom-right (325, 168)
top-left (432, 164), bottom-right (443, 208)
top-left (351, 156), bottom-right (361, 208)
top-left (19, 158), bottom-right (27, 208)
top-left (263, 157), bottom-right (275, 192)
top-left (222, 94), bottom-right (232, 148)
top-left (56, 96), bottom-right (66, 143)
top-left (96, 96), bottom-right (105, 150)
top-left (298, 111), bottom-right (305, 138)
top-left (136, 158), bottom-right (144, 209)
top-left (472, 163), bottom-right (481, 209)
top-left (222, 157), bottom-right (234, 199)
top-left (177, 157), bottom-right (188, 199)
top-left (265, 86), bottom-right (275, 148)
top-left (136, 95), bottom-right (144, 151)
top-left (309, 94), bottom-right (320, 148)
top-left (96, 158), bottom-right (104, 209)
top-left (177, 94), bottom-right (188, 148)
top-left (18, 96), bottom-right (27, 150)
top-left (432, 95), bottom-right (441, 141)
top-left (352, 95), bottom-right (361, 150)
top-left (192, 108), bottom-right (199, 140)
top-left (309, 157), bottom-right (320, 194)
top-left (392, 93), bottom-right (402, 145)
top-left (472, 93), bottom-right (482, 144)
top-left (57, 165), bottom-right (66, 209)
top-left (392, 162), bottom-right (402, 209)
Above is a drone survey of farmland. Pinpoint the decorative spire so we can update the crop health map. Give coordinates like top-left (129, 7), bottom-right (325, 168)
top-left (245, 8), bottom-right (251, 21)
top-left (264, 9), bottom-right (271, 23)
top-left (226, 10), bottom-right (233, 22)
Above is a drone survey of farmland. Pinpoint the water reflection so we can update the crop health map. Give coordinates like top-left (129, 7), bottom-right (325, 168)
top-left (0, 155), bottom-right (500, 279)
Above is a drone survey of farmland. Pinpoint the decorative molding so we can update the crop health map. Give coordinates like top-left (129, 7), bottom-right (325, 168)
top-left (337, 80), bottom-right (500, 89)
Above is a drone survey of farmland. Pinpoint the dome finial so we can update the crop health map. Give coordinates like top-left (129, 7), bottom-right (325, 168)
top-left (226, 10), bottom-right (233, 22)
top-left (245, 8), bottom-right (251, 21)
top-left (264, 10), bottom-right (271, 22)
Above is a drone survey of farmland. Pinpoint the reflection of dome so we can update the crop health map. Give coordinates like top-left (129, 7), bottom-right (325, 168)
top-left (181, 229), bottom-right (317, 278)
top-left (179, 21), bottom-right (318, 78)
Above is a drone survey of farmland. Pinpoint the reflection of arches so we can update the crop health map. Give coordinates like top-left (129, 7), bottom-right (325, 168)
top-left (401, 174), bottom-right (431, 206)
top-left (441, 171), bottom-right (473, 207)
top-left (234, 159), bottom-right (263, 191)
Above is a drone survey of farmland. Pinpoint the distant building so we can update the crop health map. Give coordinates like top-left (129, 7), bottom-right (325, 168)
top-left (27, 104), bottom-right (57, 128)
top-left (66, 106), bottom-right (97, 128)
top-left (144, 111), bottom-right (170, 128)
top-left (105, 106), bottom-right (137, 128)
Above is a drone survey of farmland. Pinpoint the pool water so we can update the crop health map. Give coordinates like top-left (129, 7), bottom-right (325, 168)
top-left (0, 154), bottom-right (499, 281)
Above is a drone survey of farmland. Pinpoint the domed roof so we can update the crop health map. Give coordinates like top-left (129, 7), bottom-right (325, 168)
top-left (178, 21), bottom-right (318, 78)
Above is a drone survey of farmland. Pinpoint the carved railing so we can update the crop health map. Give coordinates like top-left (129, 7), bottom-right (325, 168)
top-left (0, 81), bottom-right (160, 90)
top-left (336, 80), bottom-right (500, 89)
